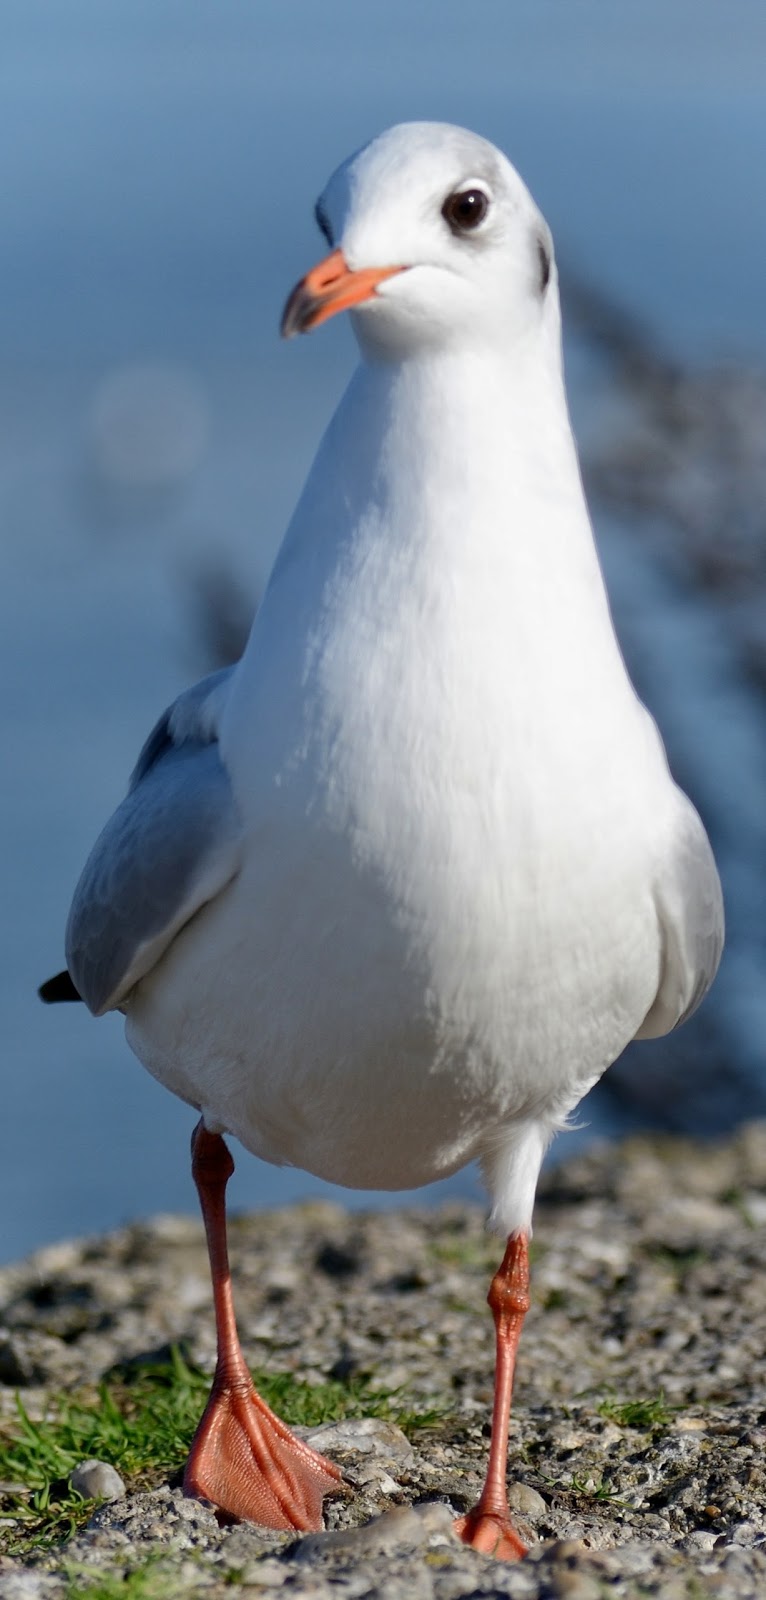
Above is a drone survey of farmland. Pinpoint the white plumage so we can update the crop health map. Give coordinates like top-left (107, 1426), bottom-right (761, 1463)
top-left (66, 121), bottom-right (722, 1238)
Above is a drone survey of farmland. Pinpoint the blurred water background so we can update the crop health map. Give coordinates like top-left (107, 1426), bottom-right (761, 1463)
top-left (2, 1), bottom-right (765, 1262)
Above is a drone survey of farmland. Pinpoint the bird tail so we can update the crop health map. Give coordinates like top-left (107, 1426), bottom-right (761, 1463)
top-left (39, 970), bottom-right (82, 1004)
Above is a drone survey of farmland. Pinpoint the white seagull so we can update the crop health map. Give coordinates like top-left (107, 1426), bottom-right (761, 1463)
top-left (41, 122), bottom-right (723, 1560)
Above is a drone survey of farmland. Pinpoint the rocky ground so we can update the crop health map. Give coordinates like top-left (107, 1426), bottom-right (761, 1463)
top-left (2, 1125), bottom-right (766, 1598)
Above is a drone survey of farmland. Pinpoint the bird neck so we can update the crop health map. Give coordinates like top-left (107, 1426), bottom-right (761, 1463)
top-left (291, 335), bottom-right (597, 594)
top-left (231, 331), bottom-right (642, 795)
top-left (258, 330), bottom-right (625, 708)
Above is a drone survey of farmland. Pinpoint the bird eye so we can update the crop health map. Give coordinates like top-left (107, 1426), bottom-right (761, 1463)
top-left (442, 187), bottom-right (490, 235)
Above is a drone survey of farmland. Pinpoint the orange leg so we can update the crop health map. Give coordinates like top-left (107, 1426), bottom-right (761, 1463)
top-left (183, 1120), bottom-right (342, 1528)
top-left (454, 1232), bottom-right (530, 1561)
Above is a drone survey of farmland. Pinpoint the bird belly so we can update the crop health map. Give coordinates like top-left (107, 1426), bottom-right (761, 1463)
top-left (125, 797), bottom-right (660, 1193)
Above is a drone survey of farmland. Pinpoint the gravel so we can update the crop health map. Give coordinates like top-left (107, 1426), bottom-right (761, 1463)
top-left (2, 1124), bottom-right (766, 1597)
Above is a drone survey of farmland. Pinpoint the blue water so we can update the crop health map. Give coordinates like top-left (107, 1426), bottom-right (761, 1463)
top-left (2, 1), bottom-right (765, 1262)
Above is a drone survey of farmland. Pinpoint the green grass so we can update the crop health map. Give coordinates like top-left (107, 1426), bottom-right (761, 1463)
top-left (0, 1349), bottom-right (207, 1557)
top-left (541, 1466), bottom-right (630, 1508)
top-left (64, 1556), bottom-right (188, 1600)
top-left (567, 1472), bottom-right (627, 1505)
top-left (597, 1391), bottom-right (672, 1430)
top-left (0, 1347), bottom-right (443, 1560)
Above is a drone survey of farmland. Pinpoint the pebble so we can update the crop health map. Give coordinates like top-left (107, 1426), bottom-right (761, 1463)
top-left (0, 1579), bottom-right (62, 1600)
top-left (684, 1530), bottom-right (718, 1551)
top-left (293, 1502), bottom-right (455, 1563)
top-left (302, 1418), bottom-right (414, 1463)
top-left (237, 1558), bottom-right (288, 1587)
top-left (507, 1481), bottom-right (547, 1519)
top-left (69, 1460), bottom-right (126, 1500)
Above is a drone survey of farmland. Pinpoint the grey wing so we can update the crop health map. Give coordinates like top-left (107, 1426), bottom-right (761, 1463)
top-left (128, 665), bottom-right (233, 789)
top-left (66, 667), bottom-right (242, 1016)
top-left (635, 795), bottom-right (725, 1040)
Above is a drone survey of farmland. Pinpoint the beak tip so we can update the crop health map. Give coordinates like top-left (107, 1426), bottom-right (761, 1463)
top-left (279, 249), bottom-right (402, 342)
top-left (280, 282), bottom-right (314, 341)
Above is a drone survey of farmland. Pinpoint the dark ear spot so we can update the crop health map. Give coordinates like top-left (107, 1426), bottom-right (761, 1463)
top-left (536, 236), bottom-right (551, 294)
top-left (314, 202), bottom-right (333, 248)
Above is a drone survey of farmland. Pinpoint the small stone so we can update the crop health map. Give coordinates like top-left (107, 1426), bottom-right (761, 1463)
top-left (354, 1462), bottom-right (402, 1495)
top-left (220, 1526), bottom-right (291, 1565)
top-left (376, 1472), bottom-right (400, 1496)
top-left (548, 1539), bottom-right (587, 1561)
top-left (550, 1574), bottom-right (604, 1600)
top-left (293, 1502), bottom-right (454, 1563)
top-left (683, 1530), bottom-right (717, 1551)
top-left (238, 1559), bottom-right (288, 1588)
top-left (0, 1577), bottom-right (61, 1599)
top-left (536, 1546), bottom-right (606, 1600)
top-left (301, 1417), bottom-right (413, 1463)
top-left (714, 1521), bottom-right (759, 1546)
top-left (556, 1430), bottom-right (590, 1451)
top-left (173, 1495), bottom-right (219, 1526)
top-left (507, 1480), bottom-right (547, 1519)
top-left (70, 1460), bottom-right (126, 1500)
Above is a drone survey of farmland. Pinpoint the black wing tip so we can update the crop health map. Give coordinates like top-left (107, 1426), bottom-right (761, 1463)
top-left (39, 970), bottom-right (82, 1004)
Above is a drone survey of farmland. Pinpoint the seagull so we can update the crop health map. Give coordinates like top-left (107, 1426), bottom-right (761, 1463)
top-left (40, 121), bottom-right (723, 1560)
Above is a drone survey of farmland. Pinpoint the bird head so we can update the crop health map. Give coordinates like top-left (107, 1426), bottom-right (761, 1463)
top-left (281, 122), bottom-right (557, 361)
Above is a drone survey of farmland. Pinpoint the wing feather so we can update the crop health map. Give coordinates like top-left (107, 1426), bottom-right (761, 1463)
top-left (636, 796), bottom-right (724, 1040)
top-left (65, 668), bottom-right (241, 1016)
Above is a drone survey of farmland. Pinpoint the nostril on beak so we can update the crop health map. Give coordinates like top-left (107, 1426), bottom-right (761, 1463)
top-left (314, 251), bottom-right (348, 288)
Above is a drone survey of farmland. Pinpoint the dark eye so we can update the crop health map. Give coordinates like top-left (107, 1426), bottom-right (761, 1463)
top-left (442, 188), bottom-right (490, 235)
top-left (314, 202), bottom-right (333, 247)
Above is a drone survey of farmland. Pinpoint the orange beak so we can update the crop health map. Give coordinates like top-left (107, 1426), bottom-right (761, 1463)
top-left (281, 247), bottom-right (405, 338)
